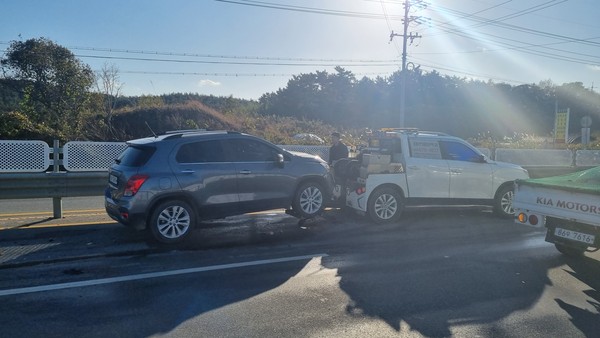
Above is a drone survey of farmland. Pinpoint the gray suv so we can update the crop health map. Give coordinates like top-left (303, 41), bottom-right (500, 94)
top-left (105, 130), bottom-right (333, 244)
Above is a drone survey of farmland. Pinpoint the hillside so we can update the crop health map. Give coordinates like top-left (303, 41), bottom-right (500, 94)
top-left (103, 98), bottom-right (345, 146)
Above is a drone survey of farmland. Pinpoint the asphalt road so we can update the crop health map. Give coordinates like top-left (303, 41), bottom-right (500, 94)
top-left (0, 201), bottom-right (599, 338)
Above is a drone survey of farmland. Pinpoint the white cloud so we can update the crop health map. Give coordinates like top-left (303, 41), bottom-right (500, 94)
top-left (589, 65), bottom-right (600, 72)
top-left (198, 79), bottom-right (221, 87)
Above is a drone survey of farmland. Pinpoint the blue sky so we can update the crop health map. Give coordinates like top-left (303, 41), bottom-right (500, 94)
top-left (1, 0), bottom-right (599, 100)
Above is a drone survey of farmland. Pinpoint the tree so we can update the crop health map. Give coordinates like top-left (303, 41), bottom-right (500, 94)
top-left (95, 62), bottom-right (123, 138)
top-left (1, 37), bottom-right (95, 140)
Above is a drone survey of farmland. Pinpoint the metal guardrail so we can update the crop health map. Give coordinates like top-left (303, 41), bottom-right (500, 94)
top-left (0, 172), bottom-right (108, 219)
top-left (0, 172), bottom-right (108, 199)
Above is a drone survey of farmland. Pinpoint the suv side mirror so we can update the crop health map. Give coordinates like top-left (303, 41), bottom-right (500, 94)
top-left (276, 153), bottom-right (285, 168)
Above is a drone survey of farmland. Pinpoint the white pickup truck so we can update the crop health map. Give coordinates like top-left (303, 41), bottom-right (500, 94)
top-left (336, 129), bottom-right (529, 223)
top-left (514, 167), bottom-right (600, 256)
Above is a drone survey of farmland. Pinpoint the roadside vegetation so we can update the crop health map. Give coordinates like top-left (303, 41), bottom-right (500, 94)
top-left (1, 37), bottom-right (599, 149)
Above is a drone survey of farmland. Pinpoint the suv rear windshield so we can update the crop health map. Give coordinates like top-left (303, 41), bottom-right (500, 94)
top-left (116, 145), bottom-right (155, 167)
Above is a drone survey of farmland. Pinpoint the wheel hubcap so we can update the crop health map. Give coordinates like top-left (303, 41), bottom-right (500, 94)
top-left (157, 205), bottom-right (190, 239)
top-left (501, 191), bottom-right (514, 214)
top-left (300, 186), bottom-right (323, 215)
top-left (374, 194), bottom-right (397, 220)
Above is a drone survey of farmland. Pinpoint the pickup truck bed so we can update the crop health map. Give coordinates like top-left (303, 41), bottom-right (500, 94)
top-left (514, 166), bottom-right (600, 256)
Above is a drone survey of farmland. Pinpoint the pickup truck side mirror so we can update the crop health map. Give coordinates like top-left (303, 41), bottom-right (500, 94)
top-left (477, 154), bottom-right (487, 163)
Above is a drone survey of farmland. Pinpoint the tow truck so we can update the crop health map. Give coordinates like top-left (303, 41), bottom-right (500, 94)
top-left (334, 129), bottom-right (529, 223)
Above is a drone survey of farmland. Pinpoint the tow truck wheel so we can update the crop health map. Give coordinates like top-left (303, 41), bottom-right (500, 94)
top-left (493, 185), bottom-right (514, 218)
top-left (555, 243), bottom-right (586, 257)
top-left (368, 187), bottom-right (403, 224)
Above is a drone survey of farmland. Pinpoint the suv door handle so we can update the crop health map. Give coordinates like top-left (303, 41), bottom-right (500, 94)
top-left (181, 169), bottom-right (195, 174)
top-left (239, 170), bottom-right (251, 175)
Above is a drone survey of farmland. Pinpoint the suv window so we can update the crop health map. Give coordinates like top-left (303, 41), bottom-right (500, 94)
top-left (117, 145), bottom-right (155, 166)
top-left (409, 138), bottom-right (442, 159)
top-left (440, 141), bottom-right (481, 162)
top-left (176, 140), bottom-right (226, 163)
top-left (369, 137), bottom-right (402, 154)
top-left (227, 139), bottom-right (280, 162)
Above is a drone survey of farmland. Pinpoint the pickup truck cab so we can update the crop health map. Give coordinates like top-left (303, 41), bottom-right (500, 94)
top-left (514, 167), bottom-right (600, 257)
top-left (339, 129), bottom-right (529, 223)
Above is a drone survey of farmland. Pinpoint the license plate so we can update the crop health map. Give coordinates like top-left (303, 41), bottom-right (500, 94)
top-left (109, 174), bottom-right (118, 185)
top-left (554, 227), bottom-right (595, 245)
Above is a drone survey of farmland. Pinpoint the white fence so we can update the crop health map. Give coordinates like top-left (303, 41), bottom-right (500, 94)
top-left (0, 140), bottom-right (599, 173)
top-left (495, 149), bottom-right (574, 166)
top-left (63, 142), bottom-right (128, 172)
top-left (0, 141), bottom-right (51, 173)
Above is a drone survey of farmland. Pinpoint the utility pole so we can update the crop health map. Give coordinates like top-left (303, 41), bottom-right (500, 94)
top-left (390, 0), bottom-right (423, 127)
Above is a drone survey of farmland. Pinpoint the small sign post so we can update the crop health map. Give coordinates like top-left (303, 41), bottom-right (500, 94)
top-left (554, 108), bottom-right (570, 143)
top-left (581, 115), bottom-right (592, 148)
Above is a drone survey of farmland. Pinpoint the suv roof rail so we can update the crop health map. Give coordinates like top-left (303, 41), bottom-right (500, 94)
top-left (160, 130), bottom-right (243, 140)
top-left (378, 128), bottom-right (450, 137)
top-left (165, 129), bottom-right (208, 134)
top-left (379, 128), bottom-right (419, 133)
top-left (416, 130), bottom-right (449, 136)
top-left (381, 128), bottom-right (446, 135)
top-left (161, 129), bottom-right (229, 140)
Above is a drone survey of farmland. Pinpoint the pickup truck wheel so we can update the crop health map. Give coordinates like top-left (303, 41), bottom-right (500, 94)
top-left (555, 243), bottom-right (586, 257)
top-left (149, 200), bottom-right (194, 244)
top-left (292, 182), bottom-right (326, 219)
top-left (493, 185), bottom-right (514, 218)
top-left (368, 187), bottom-right (403, 224)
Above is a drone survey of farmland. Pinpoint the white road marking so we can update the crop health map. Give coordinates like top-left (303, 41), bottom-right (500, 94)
top-left (0, 254), bottom-right (328, 297)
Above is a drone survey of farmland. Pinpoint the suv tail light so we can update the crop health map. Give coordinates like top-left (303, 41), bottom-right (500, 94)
top-left (124, 174), bottom-right (149, 197)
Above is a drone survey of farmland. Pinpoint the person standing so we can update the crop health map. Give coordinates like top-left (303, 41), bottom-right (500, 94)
top-left (328, 132), bottom-right (349, 165)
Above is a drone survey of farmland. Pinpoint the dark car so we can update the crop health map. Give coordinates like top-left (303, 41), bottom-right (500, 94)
top-left (105, 130), bottom-right (333, 244)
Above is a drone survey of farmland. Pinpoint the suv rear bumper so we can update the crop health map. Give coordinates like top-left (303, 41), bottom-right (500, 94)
top-left (105, 195), bottom-right (147, 230)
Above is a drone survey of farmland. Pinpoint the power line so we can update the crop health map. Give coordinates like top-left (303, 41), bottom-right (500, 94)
top-left (215, 0), bottom-right (402, 20)
top-left (426, 3), bottom-right (600, 48)
top-left (0, 41), bottom-right (401, 64)
top-left (69, 45), bottom-right (401, 63)
top-left (115, 70), bottom-right (389, 77)
top-left (75, 54), bottom-right (399, 67)
top-left (429, 23), bottom-right (600, 66)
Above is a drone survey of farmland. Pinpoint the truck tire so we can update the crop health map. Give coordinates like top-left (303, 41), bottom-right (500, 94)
top-left (368, 187), bottom-right (403, 224)
top-left (555, 243), bottom-right (586, 257)
top-left (493, 184), bottom-right (514, 218)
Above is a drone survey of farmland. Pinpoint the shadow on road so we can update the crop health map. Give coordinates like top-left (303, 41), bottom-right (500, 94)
top-left (321, 207), bottom-right (567, 337)
top-left (555, 255), bottom-right (600, 336)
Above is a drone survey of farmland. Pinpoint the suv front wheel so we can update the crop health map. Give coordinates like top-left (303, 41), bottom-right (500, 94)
top-left (292, 182), bottom-right (326, 219)
top-left (493, 185), bottom-right (514, 218)
top-left (149, 200), bottom-right (195, 244)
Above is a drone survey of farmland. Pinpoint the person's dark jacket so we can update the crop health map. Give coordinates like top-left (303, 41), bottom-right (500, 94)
top-left (329, 142), bottom-right (349, 165)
